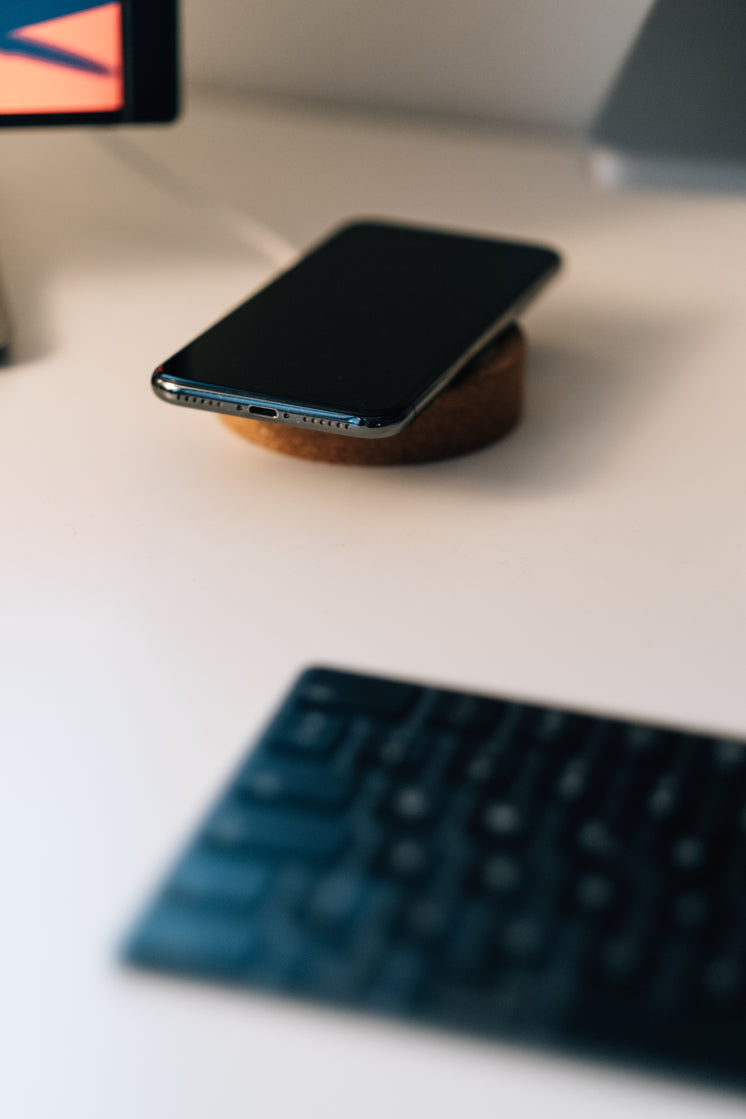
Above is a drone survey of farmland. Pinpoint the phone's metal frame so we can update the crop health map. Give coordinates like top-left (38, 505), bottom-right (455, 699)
top-left (151, 374), bottom-right (408, 438)
top-left (151, 251), bottom-right (559, 440)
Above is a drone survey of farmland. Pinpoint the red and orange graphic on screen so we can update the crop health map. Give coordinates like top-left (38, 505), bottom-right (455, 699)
top-left (0, 2), bottom-right (123, 114)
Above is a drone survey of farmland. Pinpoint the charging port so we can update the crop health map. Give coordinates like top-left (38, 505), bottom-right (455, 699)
top-left (248, 405), bottom-right (278, 418)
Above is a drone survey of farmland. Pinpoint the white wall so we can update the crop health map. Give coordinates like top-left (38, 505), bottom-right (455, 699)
top-left (182, 0), bottom-right (654, 131)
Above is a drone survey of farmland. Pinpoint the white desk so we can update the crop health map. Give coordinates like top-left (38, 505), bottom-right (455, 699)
top-left (1, 89), bottom-right (745, 1118)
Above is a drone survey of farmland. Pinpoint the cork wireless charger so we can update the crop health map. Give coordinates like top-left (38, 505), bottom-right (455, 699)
top-left (221, 323), bottom-right (526, 467)
top-left (153, 224), bottom-right (558, 465)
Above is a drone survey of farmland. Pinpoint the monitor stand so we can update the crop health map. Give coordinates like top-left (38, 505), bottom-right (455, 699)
top-left (0, 278), bottom-right (9, 361)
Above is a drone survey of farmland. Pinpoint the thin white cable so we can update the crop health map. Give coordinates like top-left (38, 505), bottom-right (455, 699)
top-left (95, 130), bottom-right (298, 269)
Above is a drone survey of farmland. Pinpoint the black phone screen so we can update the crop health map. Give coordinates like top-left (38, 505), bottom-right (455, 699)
top-left (160, 222), bottom-right (560, 421)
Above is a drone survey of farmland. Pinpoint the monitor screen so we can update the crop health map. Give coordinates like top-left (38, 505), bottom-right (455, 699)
top-left (0, 1), bottom-right (178, 125)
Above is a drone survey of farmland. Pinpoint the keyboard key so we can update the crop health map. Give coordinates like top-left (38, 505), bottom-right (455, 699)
top-left (429, 691), bottom-right (502, 734)
top-left (574, 819), bottom-right (619, 862)
top-left (426, 979), bottom-right (516, 1030)
top-left (672, 892), bottom-right (713, 934)
top-left (169, 849), bottom-right (269, 908)
top-left (622, 725), bottom-right (667, 769)
top-left (556, 758), bottom-right (591, 804)
top-left (712, 738), bottom-right (746, 778)
top-left (597, 932), bottom-right (651, 986)
top-left (205, 800), bottom-right (346, 859)
top-left (444, 901), bottom-right (495, 981)
top-left (647, 774), bottom-right (683, 822)
top-left (299, 951), bottom-right (368, 1001)
top-left (462, 747), bottom-right (520, 789)
top-left (269, 708), bottom-right (343, 755)
top-left (502, 915), bottom-right (548, 962)
top-left (671, 835), bottom-right (709, 875)
top-left (381, 838), bottom-right (430, 878)
top-left (649, 941), bottom-right (697, 1018)
top-left (368, 944), bottom-right (428, 1011)
top-left (305, 871), bottom-right (366, 933)
top-left (295, 668), bottom-right (416, 718)
top-left (480, 800), bottom-right (528, 843)
top-left (572, 873), bottom-right (620, 920)
top-left (128, 902), bottom-right (257, 975)
top-left (525, 708), bottom-right (582, 749)
top-left (479, 854), bottom-right (524, 898)
top-left (236, 757), bottom-right (353, 808)
top-left (383, 783), bottom-right (439, 824)
top-left (701, 956), bottom-right (745, 1008)
top-left (404, 896), bottom-right (451, 943)
top-left (376, 729), bottom-right (427, 772)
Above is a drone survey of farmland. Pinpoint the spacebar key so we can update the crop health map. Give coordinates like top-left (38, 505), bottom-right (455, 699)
top-left (205, 801), bottom-right (347, 859)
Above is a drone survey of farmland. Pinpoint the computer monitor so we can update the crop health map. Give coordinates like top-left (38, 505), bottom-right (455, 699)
top-left (589, 0), bottom-right (746, 192)
top-left (0, 1), bottom-right (179, 356)
top-left (0, 1), bottom-right (177, 124)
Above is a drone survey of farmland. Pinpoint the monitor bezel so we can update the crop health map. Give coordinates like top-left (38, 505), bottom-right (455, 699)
top-left (0, 0), bottom-right (178, 127)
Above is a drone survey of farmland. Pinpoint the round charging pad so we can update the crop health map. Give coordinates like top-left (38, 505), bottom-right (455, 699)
top-left (221, 323), bottom-right (525, 466)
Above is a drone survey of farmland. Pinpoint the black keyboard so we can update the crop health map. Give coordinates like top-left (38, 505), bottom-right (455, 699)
top-left (124, 667), bottom-right (746, 1087)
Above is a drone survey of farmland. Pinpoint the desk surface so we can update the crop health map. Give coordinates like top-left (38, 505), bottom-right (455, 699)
top-left (1, 89), bottom-right (745, 1118)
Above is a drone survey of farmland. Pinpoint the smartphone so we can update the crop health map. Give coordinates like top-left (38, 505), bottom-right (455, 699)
top-left (152, 220), bottom-right (561, 438)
